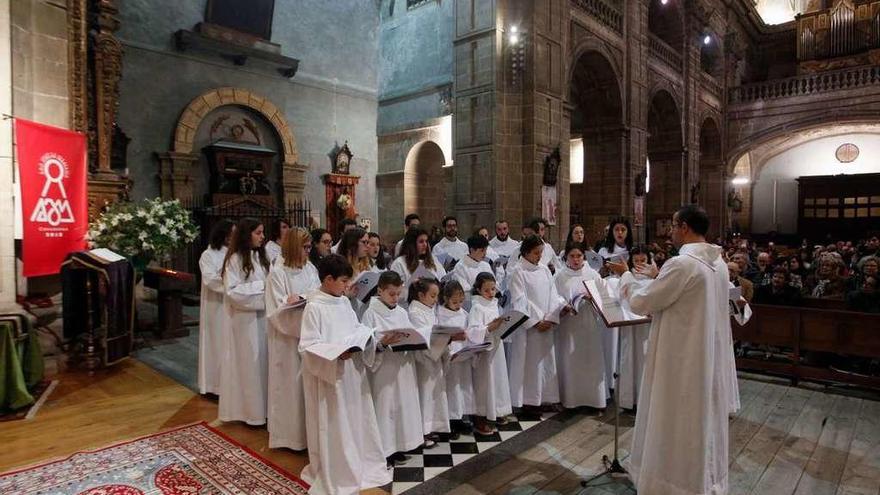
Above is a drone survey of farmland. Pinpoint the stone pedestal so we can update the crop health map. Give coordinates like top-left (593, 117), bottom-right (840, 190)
top-left (323, 173), bottom-right (360, 236)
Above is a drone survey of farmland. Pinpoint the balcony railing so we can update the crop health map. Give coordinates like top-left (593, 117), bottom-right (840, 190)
top-left (573, 0), bottom-right (623, 35)
top-left (649, 34), bottom-right (682, 72)
top-left (729, 64), bottom-right (880, 103)
top-left (702, 72), bottom-right (723, 96)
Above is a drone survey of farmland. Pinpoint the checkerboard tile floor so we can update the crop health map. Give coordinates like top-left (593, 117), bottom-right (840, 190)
top-left (390, 412), bottom-right (555, 494)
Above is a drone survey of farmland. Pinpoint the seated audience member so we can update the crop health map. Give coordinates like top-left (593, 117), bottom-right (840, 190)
top-left (732, 251), bottom-right (756, 281)
top-left (850, 256), bottom-right (878, 291)
top-left (754, 267), bottom-right (802, 306)
top-left (846, 275), bottom-right (879, 313)
top-left (787, 255), bottom-right (807, 294)
top-left (806, 255), bottom-right (849, 299)
top-left (751, 252), bottom-right (773, 287)
top-left (728, 262), bottom-right (754, 302)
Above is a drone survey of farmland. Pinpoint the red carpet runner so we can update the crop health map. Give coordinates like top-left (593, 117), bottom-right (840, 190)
top-left (0, 422), bottom-right (310, 494)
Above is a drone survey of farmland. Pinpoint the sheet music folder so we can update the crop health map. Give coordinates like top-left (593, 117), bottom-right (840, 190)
top-left (583, 279), bottom-right (651, 327)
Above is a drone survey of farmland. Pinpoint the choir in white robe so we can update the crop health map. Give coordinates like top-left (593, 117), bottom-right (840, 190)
top-left (451, 255), bottom-right (493, 293)
top-left (264, 256), bottom-right (319, 450)
top-left (540, 241), bottom-right (558, 271)
top-left (553, 264), bottom-right (608, 409)
top-left (298, 290), bottom-right (391, 494)
top-left (489, 236), bottom-right (520, 258)
top-left (218, 252), bottom-right (269, 425)
top-left (618, 242), bottom-right (731, 495)
top-left (437, 305), bottom-right (475, 420)
top-left (361, 297), bottom-right (424, 456)
top-left (389, 257), bottom-right (446, 306)
top-left (264, 240), bottom-right (282, 263)
top-left (598, 244), bottom-right (630, 262)
top-left (468, 295), bottom-right (512, 420)
top-left (432, 237), bottom-right (469, 261)
top-left (409, 300), bottom-right (451, 434)
top-left (198, 246), bottom-right (226, 395)
top-left (506, 259), bottom-right (566, 407)
top-left (617, 273), bottom-right (652, 411)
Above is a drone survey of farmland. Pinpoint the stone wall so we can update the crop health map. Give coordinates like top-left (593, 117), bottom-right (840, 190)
top-left (116, 0), bottom-right (381, 226)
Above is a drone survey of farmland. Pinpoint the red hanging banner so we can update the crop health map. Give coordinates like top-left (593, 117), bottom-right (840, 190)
top-left (15, 119), bottom-right (89, 277)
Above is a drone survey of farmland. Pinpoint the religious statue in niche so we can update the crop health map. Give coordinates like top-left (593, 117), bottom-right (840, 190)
top-left (727, 190), bottom-right (743, 213)
top-left (690, 181), bottom-right (701, 204)
top-left (634, 171), bottom-right (647, 197)
top-left (541, 147), bottom-right (561, 226)
top-left (333, 141), bottom-right (353, 175)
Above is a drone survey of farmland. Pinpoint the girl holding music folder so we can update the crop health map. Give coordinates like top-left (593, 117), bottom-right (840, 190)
top-left (338, 227), bottom-right (381, 318)
top-left (617, 245), bottom-right (653, 411)
top-left (298, 255), bottom-right (404, 494)
top-left (390, 228), bottom-right (447, 307)
top-left (264, 227), bottom-right (319, 451)
top-left (219, 218), bottom-right (270, 426)
top-left (468, 272), bottom-right (513, 436)
top-left (553, 241), bottom-right (608, 410)
top-left (437, 281), bottom-right (478, 435)
top-left (598, 217), bottom-right (632, 394)
top-left (362, 271), bottom-right (425, 466)
top-left (506, 235), bottom-right (570, 416)
top-left (408, 278), bottom-right (452, 444)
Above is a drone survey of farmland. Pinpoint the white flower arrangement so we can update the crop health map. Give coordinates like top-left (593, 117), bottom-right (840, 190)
top-left (88, 198), bottom-right (199, 262)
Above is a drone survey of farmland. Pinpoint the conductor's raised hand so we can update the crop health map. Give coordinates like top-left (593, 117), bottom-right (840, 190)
top-left (635, 260), bottom-right (660, 279)
top-left (606, 260), bottom-right (628, 276)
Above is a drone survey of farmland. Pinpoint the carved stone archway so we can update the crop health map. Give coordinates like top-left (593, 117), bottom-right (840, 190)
top-left (157, 87), bottom-right (307, 204)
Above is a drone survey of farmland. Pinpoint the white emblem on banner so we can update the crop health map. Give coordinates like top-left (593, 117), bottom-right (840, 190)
top-left (29, 153), bottom-right (75, 227)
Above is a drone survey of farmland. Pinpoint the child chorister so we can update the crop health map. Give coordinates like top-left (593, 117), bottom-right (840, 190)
top-left (219, 218), bottom-right (271, 425)
top-left (436, 281), bottom-right (475, 427)
top-left (264, 227), bottom-right (320, 451)
top-left (390, 227), bottom-right (446, 306)
top-left (451, 235), bottom-right (494, 293)
top-left (468, 272), bottom-right (512, 435)
top-left (408, 278), bottom-right (451, 443)
top-left (617, 246), bottom-right (653, 411)
top-left (298, 254), bottom-right (401, 494)
top-left (506, 235), bottom-right (568, 413)
top-left (553, 241), bottom-right (608, 410)
top-left (197, 219), bottom-right (233, 396)
top-left (362, 271), bottom-right (425, 466)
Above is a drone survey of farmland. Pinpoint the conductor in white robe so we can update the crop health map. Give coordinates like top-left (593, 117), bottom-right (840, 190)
top-left (610, 205), bottom-right (731, 495)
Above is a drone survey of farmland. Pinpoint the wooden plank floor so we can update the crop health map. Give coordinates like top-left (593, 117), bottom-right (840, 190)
top-left (2, 360), bottom-right (879, 495)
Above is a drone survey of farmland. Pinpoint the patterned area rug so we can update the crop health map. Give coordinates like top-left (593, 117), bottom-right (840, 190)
top-left (0, 422), bottom-right (309, 495)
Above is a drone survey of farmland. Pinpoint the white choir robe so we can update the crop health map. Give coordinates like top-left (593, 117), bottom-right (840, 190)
top-left (432, 237), bottom-right (469, 261)
top-left (616, 273), bottom-right (653, 411)
top-left (726, 281), bottom-right (750, 414)
top-left (553, 264), bottom-right (608, 409)
top-left (389, 256), bottom-right (446, 306)
top-left (451, 255), bottom-right (493, 293)
top-left (361, 297), bottom-right (425, 456)
top-left (437, 305), bottom-right (475, 420)
top-left (218, 252), bottom-right (269, 425)
top-left (468, 295), bottom-right (512, 420)
top-left (506, 259), bottom-right (566, 407)
top-left (618, 242), bottom-right (731, 495)
top-left (298, 289), bottom-right (391, 494)
top-left (409, 300), bottom-right (451, 434)
top-left (540, 241), bottom-right (558, 272)
top-left (198, 246), bottom-right (226, 395)
top-left (264, 240), bottom-right (282, 263)
top-left (489, 236), bottom-right (521, 258)
top-left (264, 257), bottom-right (319, 451)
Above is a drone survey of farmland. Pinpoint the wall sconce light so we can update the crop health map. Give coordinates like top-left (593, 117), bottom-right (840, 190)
top-left (731, 176), bottom-right (749, 185)
top-left (509, 25), bottom-right (526, 87)
top-left (703, 33), bottom-right (712, 45)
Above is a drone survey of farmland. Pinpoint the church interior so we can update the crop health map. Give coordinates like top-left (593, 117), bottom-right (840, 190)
top-left (1, 0), bottom-right (880, 494)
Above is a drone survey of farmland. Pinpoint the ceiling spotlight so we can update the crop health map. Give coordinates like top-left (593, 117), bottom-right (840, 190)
top-left (510, 33), bottom-right (519, 44)
top-left (703, 34), bottom-right (712, 45)
top-left (511, 25), bottom-right (518, 33)
top-left (731, 177), bottom-right (749, 185)
top-left (660, 0), bottom-right (668, 5)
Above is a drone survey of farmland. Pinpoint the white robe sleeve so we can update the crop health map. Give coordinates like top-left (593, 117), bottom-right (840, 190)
top-left (619, 259), bottom-right (690, 316)
top-left (298, 307), bottom-right (339, 385)
top-left (465, 305), bottom-right (489, 344)
top-left (200, 251), bottom-right (224, 294)
top-left (507, 269), bottom-right (542, 329)
top-left (224, 257), bottom-right (266, 312)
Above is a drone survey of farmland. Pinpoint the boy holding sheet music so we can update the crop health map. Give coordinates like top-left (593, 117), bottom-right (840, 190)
top-left (361, 270), bottom-right (425, 466)
top-left (436, 281), bottom-right (480, 435)
top-left (298, 255), bottom-right (404, 494)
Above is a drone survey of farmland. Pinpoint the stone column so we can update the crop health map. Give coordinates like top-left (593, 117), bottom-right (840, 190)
top-left (0, 0), bottom-right (15, 304)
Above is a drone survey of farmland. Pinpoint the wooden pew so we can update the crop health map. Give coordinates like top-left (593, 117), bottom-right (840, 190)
top-left (733, 304), bottom-right (880, 390)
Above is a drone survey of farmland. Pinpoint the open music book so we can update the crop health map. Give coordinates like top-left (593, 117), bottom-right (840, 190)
top-left (305, 341), bottom-right (366, 361)
top-left (351, 271), bottom-right (380, 303)
top-left (267, 297), bottom-right (308, 337)
top-left (583, 279), bottom-right (651, 327)
top-left (450, 342), bottom-right (492, 362)
top-left (497, 309), bottom-right (530, 340)
top-left (377, 327), bottom-right (427, 352)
